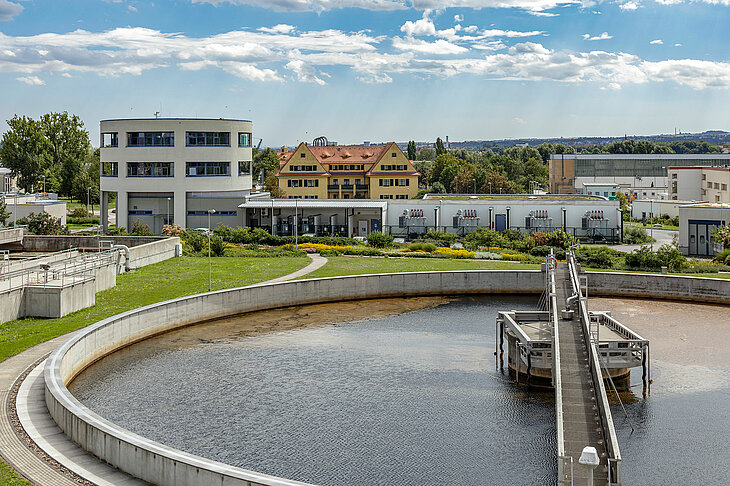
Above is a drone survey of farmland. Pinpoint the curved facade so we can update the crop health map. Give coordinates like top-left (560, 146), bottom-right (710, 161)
top-left (100, 118), bottom-right (253, 233)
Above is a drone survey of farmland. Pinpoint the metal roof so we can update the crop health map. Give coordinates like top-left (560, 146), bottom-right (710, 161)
top-left (550, 153), bottom-right (730, 160)
top-left (239, 199), bottom-right (387, 209)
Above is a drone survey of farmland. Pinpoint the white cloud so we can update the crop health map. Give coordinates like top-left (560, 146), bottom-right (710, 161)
top-left (400, 12), bottom-right (436, 36)
top-left (650, 39), bottom-right (663, 44)
top-left (600, 82), bottom-right (622, 90)
top-left (17, 75), bottom-right (44, 85)
top-left (454, 14), bottom-right (464, 22)
top-left (513, 116), bottom-right (526, 124)
top-left (583, 32), bottom-right (612, 41)
top-left (2, 26), bottom-right (730, 92)
top-left (128, 5), bottom-right (137, 12)
top-left (258, 24), bottom-right (296, 34)
top-left (674, 43), bottom-right (682, 47)
top-left (392, 37), bottom-right (468, 55)
top-left (191, 0), bottom-right (407, 12)
top-left (619, 1), bottom-right (639, 10)
top-left (285, 59), bottom-right (327, 85)
top-left (0, 0), bottom-right (23, 21)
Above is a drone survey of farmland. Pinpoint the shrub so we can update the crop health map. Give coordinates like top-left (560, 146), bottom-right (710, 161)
top-left (624, 226), bottom-right (652, 244)
top-left (464, 228), bottom-right (507, 250)
top-left (545, 229), bottom-right (577, 249)
top-left (343, 247), bottom-right (383, 256)
top-left (575, 246), bottom-right (624, 269)
top-left (17, 212), bottom-right (68, 235)
top-left (530, 246), bottom-right (551, 257)
top-left (318, 248), bottom-right (342, 257)
top-left (474, 251), bottom-right (503, 260)
top-left (713, 248), bottom-right (730, 263)
top-left (67, 216), bottom-right (100, 225)
top-left (409, 242), bottom-right (437, 253)
top-left (625, 246), bottom-right (662, 269)
top-left (131, 219), bottom-right (153, 236)
top-left (434, 247), bottom-right (474, 259)
top-left (210, 236), bottom-right (226, 256)
top-left (530, 231), bottom-right (548, 247)
top-left (422, 230), bottom-right (459, 247)
top-left (656, 244), bottom-right (687, 270)
top-left (162, 224), bottom-right (182, 237)
top-left (367, 231), bottom-right (393, 248)
top-left (182, 228), bottom-right (206, 252)
top-left (70, 207), bottom-right (90, 218)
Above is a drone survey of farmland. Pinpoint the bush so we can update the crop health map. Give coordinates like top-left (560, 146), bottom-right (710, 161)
top-left (17, 212), bottom-right (68, 235)
top-left (625, 245), bottom-right (685, 270)
top-left (530, 231), bottom-right (548, 246)
top-left (409, 242), bottom-right (437, 253)
top-left (182, 228), bottom-right (206, 252)
top-left (67, 216), bottom-right (100, 225)
top-left (624, 226), bottom-right (652, 244)
top-left (530, 245), bottom-right (551, 257)
top-left (343, 247), bottom-right (383, 256)
top-left (474, 251), bottom-right (503, 260)
top-left (70, 207), bottom-right (90, 218)
top-left (131, 219), bottom-right (153, 236)
top-left (656, 244), bottom-right (687, 270)
top-left (713, 248), bottom-right (730, 263)
top-left (545, 229), bottom-right (577, 249)
top-left (318, 248), bottom-right (342, 257)
top-left (210, 236), bottom-right (226, 256)
top-left (575, 246), bottom-right (624, 269)
top-left (422, 230), bottom-right (459, 247)
top-left (367, 231), bottom-right (393, 248)
top-left (464, 228), bottom-right (508, 250)
top-left (162, 224), bottom-right (182, 237)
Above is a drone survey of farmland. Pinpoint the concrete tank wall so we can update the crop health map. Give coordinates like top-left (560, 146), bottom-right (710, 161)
top-left (44, 270), bottom-right (729, 486)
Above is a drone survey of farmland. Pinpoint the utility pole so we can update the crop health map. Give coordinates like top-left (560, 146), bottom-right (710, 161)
top-left (207, 209), bottom-right (215, 291)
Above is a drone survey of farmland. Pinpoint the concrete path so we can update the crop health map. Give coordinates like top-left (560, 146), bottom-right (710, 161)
top-left (0, 252), bottom-right (328, 485)
top-left (262, 253), bottom-right (328, 284)
top-left (610, 228), bottom-right (678, 253)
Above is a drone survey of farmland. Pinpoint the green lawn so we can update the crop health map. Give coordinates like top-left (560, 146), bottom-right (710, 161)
top-left (625, 220), bottom-right (679, 231)
top-left (0, 463), bottom-right (30, 486)
top-left (0, 256), bottom-right (309, 363)
top-left (586, 267), bottom-right (730, 279)
top-left (301, 256), bottom-right (539, 279)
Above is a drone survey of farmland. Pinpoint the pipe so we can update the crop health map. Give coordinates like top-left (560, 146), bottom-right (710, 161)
top-left (112, 244), bottom-right (131, 272)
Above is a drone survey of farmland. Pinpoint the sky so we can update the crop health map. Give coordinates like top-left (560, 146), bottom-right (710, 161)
top-left (0, 0), bottom-right (728, 147)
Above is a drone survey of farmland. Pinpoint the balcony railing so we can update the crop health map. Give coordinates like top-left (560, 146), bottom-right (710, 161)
top-left (356, 184), bottom-right (369, 190)
top-left (327, 184), bottom-right (339, 190)
top-left (341, 184), bottom-right (354, 190)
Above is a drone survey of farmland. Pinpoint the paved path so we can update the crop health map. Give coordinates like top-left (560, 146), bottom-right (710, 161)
top-left (609, 228), bottom-right (678, 253)
top-left (0, 252), bottom-right (328, 485)
top-left (261, 253), bottom-right (327, 284)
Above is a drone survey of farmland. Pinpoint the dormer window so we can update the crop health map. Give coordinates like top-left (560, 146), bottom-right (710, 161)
top-left (300, 153), bottom-right (306, 158)
top-left (392, 152), bottom-right (396, 157)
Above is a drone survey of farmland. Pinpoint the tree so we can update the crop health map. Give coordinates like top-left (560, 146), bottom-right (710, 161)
top-left (417, 147), bottom-right (435, 161)
top-left (264, 173), bottom-right (286, 198)
top-left (252, 147), bottom-right (280, 183)
top-left (407, 140), bottom-right (417, 161)
top-left (435, 137), bottom-right (446, 157)
top-left (71, 149), bottom-right (100, 207)
top-left (0, 115), bottom-right (50, 192)
top-left (482, 171), bottom-right (514, 194)
top-left (0, 198), bottom-right (10, 226)
top-left (40, 112), bottom-right (91, 197)
top-left (450, 165), bottom-right (476, 193)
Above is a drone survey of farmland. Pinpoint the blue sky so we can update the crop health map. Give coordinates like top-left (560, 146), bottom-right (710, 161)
top-left (0, 0), bottom-right (728, 147)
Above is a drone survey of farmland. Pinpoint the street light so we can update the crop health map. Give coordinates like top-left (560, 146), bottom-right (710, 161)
top-left (650, 199), bottom-right (654, 252)
top-left (87, 186), bottom-right (92, 214)
top-left (207, 209), bottom-right (215, 292)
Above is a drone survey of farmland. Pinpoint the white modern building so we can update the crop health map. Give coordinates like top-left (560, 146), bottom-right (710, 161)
top-left (678, 203), bottom-right (729, 256)
top-left (668, 166), bottom-right (730, 203)
top-left (550, 153), bottom-right (730, 200)
top-left (238, 195), bottom-right (622, 242)
top-left (99, 118), bottom-right (253, 233)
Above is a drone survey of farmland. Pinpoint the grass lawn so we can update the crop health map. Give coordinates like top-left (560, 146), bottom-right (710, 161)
top-left (585, 267), bottom-right (730, 279)
top-left (0, 255), bottom-right (309, 363)
top-left (0, 463), bottom-right (30, 486)
top-left (301, 256), bottom-right (539, 279)
top-left (625, 220), bottom-right (679, 231)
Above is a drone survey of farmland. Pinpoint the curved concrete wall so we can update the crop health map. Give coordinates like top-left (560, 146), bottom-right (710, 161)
top-left (44, 270), bottom-right (730, 486)
top-left (44, 270), bottom-right (543, 486)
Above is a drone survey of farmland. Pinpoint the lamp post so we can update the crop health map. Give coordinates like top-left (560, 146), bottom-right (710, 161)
top-left (87, 186), bottom-right (91, 214)
top-left (166, 197), bottom-right (171, 227)
top-left (489, 182), bottom-right (492, 194)
top-left (207, 209), bottom-right (215, 292)
top-left (650, 199), bottom-right (654, 252)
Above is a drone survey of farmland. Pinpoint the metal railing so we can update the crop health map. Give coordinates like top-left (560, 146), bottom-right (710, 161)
top-left (566, 250), bottom-right (622, 485)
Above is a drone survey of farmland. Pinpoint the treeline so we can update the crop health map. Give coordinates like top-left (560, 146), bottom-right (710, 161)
top-left (0, 112), bottom-right (99, 203)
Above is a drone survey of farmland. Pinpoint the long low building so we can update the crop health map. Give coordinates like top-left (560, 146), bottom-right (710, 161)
top-left (239, 195), bottom-right (621, 242)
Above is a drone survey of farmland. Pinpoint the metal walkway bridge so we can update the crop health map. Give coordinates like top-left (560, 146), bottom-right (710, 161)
top-left (552, 251), bottom-right (622, 486)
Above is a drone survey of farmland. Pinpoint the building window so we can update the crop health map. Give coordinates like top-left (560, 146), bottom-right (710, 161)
top-left (128, 210), bottom-right (152, 215)
top-left (186, 132), bottom-right (230, 147)
top-left (714, 182), bottom-right (720, 189)
top-left (238, 132), bottom-right (252, 147)
top-left (290, 165), bottom-right (316, 171)
top-left (238, 161), bottom-right (250, 175)
top-left (300, 153), bottom-right (306, 158)
top-left (380, 195), bottom-right (393, 199)
top-left (186, 162), bottom-right (230, 176)
top-left (101, 133), bottom-right (118, 148)
top-left (396, 194), bottom-right (407, 199)
top-left (723, 184), bottom-right (728, 191)
top-left (127, 162), bottom-right (173, 177)
top-left (188, 210), bottom-right (237, 216)
top-left (395, 179), bottom-right (409, 186)
top-left (391, 152), bottom-right (396, 157)
top-left (708, 181), bottom-right (713, 188)
top-left (101, 162), bottom-right (118, 177)
top-left (379, 179), bottom-right (393, 187)
top-left (127, 132), bottom-right (174, 147)
top-left (671, 173), bottom-right (677, 179)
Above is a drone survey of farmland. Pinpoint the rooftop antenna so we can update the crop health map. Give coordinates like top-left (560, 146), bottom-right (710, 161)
top-left (154, 111), bottom-right (160, 119)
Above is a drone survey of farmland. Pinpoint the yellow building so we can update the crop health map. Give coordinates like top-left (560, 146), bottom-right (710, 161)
top-left (276, 142), bottom-right (420, 199)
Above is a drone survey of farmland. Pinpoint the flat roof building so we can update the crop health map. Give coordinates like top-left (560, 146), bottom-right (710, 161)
top-left (678, 203), bottom-right (729, 256)
top-left (667, 166), bottom-right (730, 203)
top-left (550, 153), bottom-right (730, 199)
top-left (99, 118), bottom-right (254, 234)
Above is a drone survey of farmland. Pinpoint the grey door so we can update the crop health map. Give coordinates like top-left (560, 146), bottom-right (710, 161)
top-left (495, 214), bottom-right (506, 232)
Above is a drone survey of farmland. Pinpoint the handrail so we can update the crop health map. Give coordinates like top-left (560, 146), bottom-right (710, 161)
top-left (550, 251), bottom-right (567, 483)
top-left (567, 250), bottom-right (622, 485)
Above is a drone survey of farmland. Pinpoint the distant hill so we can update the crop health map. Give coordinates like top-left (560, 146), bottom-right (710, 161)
top-left (407, 130), bottom-right (730, 150)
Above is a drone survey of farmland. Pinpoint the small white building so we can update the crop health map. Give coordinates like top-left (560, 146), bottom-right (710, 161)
top-left (630, 199), bottom-right (702, 220)
top-left (582, 182), bottom-right (619, 199)
top-left (99, 118), bottom-right (254, 234)
top-left (1, 193), bottom-right (66, 225)
top-left (668, 166), bottom-right (730, 203)
top-left (678, 203), bottom-right (729, 256)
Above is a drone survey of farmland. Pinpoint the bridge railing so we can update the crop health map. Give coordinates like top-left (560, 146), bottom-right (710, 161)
top-left (567, 250), bottom-right (622, 485)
